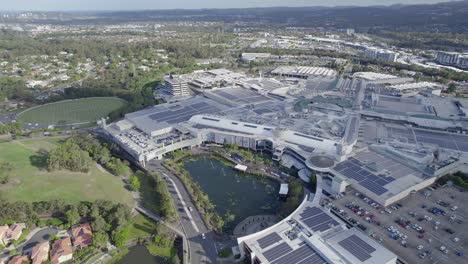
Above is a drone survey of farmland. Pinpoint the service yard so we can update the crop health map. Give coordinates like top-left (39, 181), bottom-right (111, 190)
top-left (324, 184), bottom-right (468, 264)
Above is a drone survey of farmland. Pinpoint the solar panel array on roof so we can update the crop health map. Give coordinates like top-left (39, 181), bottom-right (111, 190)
top-left (257, 232), bottom-right (282, 249)
top-left (253, 108), bottom-right (272, 115)
top-left (147, 101), bottom-right (221, 125)
top-left (299, 207), bottom-right (339, 232)
top-left (271, 244), bottom-right (328, 264)
top-left (263, 243), bottom-right (293, 262)
top-left (338, 235), bottom-right (376, 262)
top-left (211, 88), bottom-right (271, 105)
top-left (333, 158), bottom-right (393, 196)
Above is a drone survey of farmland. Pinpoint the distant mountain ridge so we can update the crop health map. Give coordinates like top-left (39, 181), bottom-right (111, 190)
top-left (1, 0), bottom-right (468, 32)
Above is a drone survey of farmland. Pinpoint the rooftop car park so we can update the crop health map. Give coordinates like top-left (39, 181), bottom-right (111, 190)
top-left (323, 183), bottom-right (468, 264)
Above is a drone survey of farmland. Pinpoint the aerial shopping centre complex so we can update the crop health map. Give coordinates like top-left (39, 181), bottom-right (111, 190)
top-left (103, 67), bottom-right (468, 263)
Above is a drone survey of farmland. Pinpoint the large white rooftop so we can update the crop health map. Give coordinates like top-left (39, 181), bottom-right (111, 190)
top-left (238, 197), bottom-right (397, 264)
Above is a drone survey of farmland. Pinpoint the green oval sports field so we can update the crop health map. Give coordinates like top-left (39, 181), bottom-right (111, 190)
top-left (18, 97), bottom-right (126, 126)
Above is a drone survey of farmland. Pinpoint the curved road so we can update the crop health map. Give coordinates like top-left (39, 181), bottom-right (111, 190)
top-left (147, 160), bottom-right (218, 264)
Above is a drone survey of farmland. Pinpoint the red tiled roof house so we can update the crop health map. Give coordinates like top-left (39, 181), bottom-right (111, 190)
top-left (71, 223), bottom-right (93, 249)
top-left (50, 237), bottom-right (73, 264)
top-left (31, 241), bottom-right (49, 264)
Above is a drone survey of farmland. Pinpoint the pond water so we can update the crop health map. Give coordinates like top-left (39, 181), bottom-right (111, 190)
top-left (118, 245), bottom-right (170, 264)
top-left (183, 157), bottom-right (281, 232)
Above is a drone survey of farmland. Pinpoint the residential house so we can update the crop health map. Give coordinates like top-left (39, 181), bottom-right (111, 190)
top-left (7, 255), bottom-right (29, 264)
top-left (0, 225), bottom-right (8, 246)
top-left (31, 241), bottom-right (49, 264)
top-left (4, 223), bottom-right (26, 244)
top-left (71, 223), bottom-right (93, 249)
top-left (50, 237), bottom-right (73, 264)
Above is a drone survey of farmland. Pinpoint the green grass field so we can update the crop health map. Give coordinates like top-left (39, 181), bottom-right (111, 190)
top-left (17, 97), bottom-right (126, 126)
top-left (0, 137), bottom-right (133, 206)
top-left (127, 213), bottom-right (157, 241)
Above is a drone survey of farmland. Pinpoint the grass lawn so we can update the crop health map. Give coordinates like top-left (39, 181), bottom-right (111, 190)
top-left (146, 243), bottom-right (178, 259)
top-left (127, 213), bottom-right (157, 241)
top-left (0, 137), bottom-right (133, 206)
top-left (17, 97), bottom-right (126, 126)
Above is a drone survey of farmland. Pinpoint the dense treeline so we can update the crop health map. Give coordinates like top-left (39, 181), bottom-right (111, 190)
top-left (47, 139), bottom-right (93, 172)
top-left (0, 76), bottom-right (30, 101)
top-left (0, 122), bottom-right (22, 135)
top-left (370, 30), bottom-right (468, 51)
top-left (47, 134), bottom-right (131, 177)
top-left (139, 171), bottom-right (177, 221)
top-left (438, 171), bottom-right (468, 190)
top-left (0, 30), bottom-right (224, 63)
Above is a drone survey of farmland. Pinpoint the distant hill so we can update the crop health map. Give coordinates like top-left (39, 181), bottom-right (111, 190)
top-left (2, 0), bottom-right (468, 32)
top-left (93, 1), bottom-right (468, 31)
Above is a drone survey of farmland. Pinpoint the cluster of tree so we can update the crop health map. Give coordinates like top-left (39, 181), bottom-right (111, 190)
top-left (371, 30), bottom-right (468, 51)
top-left (50, 134), bottom-right (131, 177)
top-left (47, 139), bottom-right (93, 173)
top-left (0, 76), bottom-right (31, 101)
top-left (448, 83), bottom-right (457, 94)
top-left (0, 122), bottom-right (22, 135)
top-left (0, 198), bottom-right (131, 247)
top-left (279, 178), bottom-right (304, 217)
top-left (130, 175), bottom-right (141, 192)
top-left (438, 171), bottom-right (468, 190)
top-left (151, 172), bottom-right (177, 221)
top-left (149, 223), bottom-right (181, 264)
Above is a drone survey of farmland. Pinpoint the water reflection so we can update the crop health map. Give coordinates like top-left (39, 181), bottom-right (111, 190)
top-left (184, 158), bottom-right (281, 233)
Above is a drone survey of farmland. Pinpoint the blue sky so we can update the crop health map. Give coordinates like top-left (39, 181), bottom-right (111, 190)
top-left (1, 0), bottom-right (452, 11)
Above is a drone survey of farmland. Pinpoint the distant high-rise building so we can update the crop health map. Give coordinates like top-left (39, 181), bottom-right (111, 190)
top-left (164, 75), bottom-right (190, 97)
top-left (436, 51), bottom-right (461, 65)
top-left (364, 47), bottom-right (398, 63)
top-left (459, 56), bottom-right (468, 69)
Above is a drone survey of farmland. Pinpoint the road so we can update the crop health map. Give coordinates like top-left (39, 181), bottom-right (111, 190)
top-left (147, 160), bottom-right (218, 264)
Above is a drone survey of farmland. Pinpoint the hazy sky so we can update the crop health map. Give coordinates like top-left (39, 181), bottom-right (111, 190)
top-left (0, 0), bottom-right (452, 11)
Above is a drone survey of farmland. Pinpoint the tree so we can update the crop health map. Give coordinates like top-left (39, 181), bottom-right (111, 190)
top-left (78, 203), bottom-right (90, 217)
top-left (47, 140), bottom-right (92, 173)
top-left (170, 254), bottom-right (180, 264)
top-left (448, 82), bottom-right (457, 93)
top-left (65, 209), bottom-right (80, 226)
top-left (93, 231), bottom-right (108, 249)
top-left (309, 170), bottom-right (317, 191)
top-left (111, 228), bottom-right (129, 247)
top-left (91, 215), bottom-right (108, 233)
top-left (130, 175), bottom-right (141, 192)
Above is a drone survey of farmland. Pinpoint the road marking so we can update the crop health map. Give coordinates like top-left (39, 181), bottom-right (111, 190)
top-left (161, 171), bottom-right (200, 233)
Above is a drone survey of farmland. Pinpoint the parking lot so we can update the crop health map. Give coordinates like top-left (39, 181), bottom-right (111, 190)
top-left (323, 184), bottom-right (468, 264)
